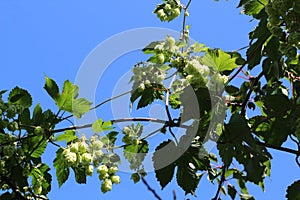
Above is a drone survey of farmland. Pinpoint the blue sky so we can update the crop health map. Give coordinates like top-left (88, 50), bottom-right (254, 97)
top-left (0, 0), bottom-right (299, 199)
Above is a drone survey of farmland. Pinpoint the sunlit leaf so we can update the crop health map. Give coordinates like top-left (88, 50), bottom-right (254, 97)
top-left (92, 119), bottom-right (113, 133)
top-left (201, 49), bottom-right (238, 72)
top-left (44, 76), bottom-right (60, 101)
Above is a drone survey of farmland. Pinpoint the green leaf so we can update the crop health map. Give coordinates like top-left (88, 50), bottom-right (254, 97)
top-left (92, 119), bottom-right (113, 133)
top-left (101, 131), bottom-right (118, 146)
top-left (56, 80), bottom-right (91, 118)
top-left (44, 76), bottom-right (60, 101)
top-left (142, 41), bottom-right (162, 54)
top-left (153, 140), bottom-right (177, 189)
top-left (8, 86), bottom-right (32, 108)
top-left (241, 0), bottom-right (268, 15)
top-left (30, 164), bottom-right (52, 195)
top-left (245, 157), bottom-right (265, 184)
top-left (55, 130), bottom-right (78, 143)
top-left (130, 173), bottom-right (140, 184)
top-left (71, 98), bottom-right (92, 118)
top-left (286, 180), bottom-right (300, 200)
top-left (124, 140), bottom-right (149, 170)
top-left (54, 148), bottom-right (70, 187)
top-left (240, 193), bottom-right (255, 200)
top-left (227, 185), bottom-right (237, 199)
top-left (131, 84), bottom-right (164, 109)
top-left (225, 85), bottom-right (239, 95)
top-left (72, 165), bottom-right (86, 184)
top-left (266, 118), bottom-right (290, 146)
top-left (264, 36), bottom-right (280, 61)
top-left (31, 140), bottom-right (47, 158)
top-left (176, 164), bottom-right (200, 195)
top-left (32, 103), bottom-right (43, 125)
top-left (18, 108), bottom-right (31, 127)
top-left (217, 143), bottom-right (234, 166)
top-left (247, 16), bottom-right (270, 69)
top-left (263, 94), bottom-right (292, 117)
top-left (201, 49), bottom-right (238, 72)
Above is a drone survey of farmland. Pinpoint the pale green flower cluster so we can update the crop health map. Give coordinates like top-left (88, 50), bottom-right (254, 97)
top-left (61, 134), bottom-right (120, 193)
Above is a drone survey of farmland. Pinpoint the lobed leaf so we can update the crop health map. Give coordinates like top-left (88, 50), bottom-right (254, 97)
top-left (8, 86), bottom-right (32, 108)
top-left (92, 119), bottom-right (113, 133)
top-left (201, 49), bottom-right (239, 72)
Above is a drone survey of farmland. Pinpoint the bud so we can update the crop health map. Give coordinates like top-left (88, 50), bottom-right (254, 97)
top-left (86, 165), bottom-right (94, 176)
top-left (82, 153), bottom-right (92, 164)
top-left (97, 165), bottom-right (108, 175)
top-left (108, 166), bottom-right (118, 174)
top-left (69, 143), bottom-right (79, 153)
top-left (111, 175), bottom-right (121, 184)
top-left (101, 179), bottom-right (112, 193)
top-left (34, 126), bottom-right (44, 136)
top-left (91, 140), bottom-right (103, 150)
top-left (99, 172), bottom-right (110, 180)
top-left (65, 151), bottom-right (77, 164)
top-left (78, 142), bottom-right (89, 153)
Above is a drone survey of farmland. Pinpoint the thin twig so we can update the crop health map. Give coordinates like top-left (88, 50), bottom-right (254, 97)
top-left (169, 126), bottom-right (179, 145)
top-left (241, 71), bottom-right (264, 116)
top-left (180, 0), bottom-right (192, 52)
top-left (255, 140), bottom-right (299, 155)
top-left (141, 176), bottom-right (162, 200)
top-left (233, 45), bottom-right (249, 52)
top-left (165, 74), bottom-right (179, 145)
top-left (60, 90), bottom-right (131, 121)
top-left (141, 126), bottom-right (165, 140)
top-left (92, 90), bottom-right (132, 110)
top-left (212, 165), bottom-right (227, 200)
top-left (227, 39), bottom-right (267, 85)
top-left (227, 64), bottom-right (247, 84)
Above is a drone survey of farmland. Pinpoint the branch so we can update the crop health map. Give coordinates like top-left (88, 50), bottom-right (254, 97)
top-left (255, 140), bottom-right (299, 155)
top-left (180, 0), bottom-right (192, 52)
top-left (227, 39), bottom-right (267, 85)
top-left (50, 117), bottom-right (189, 134)
top-left (165, 74), bottom-right (179, 145)
top-left (241, 71), bottom-right (264, 116)
top-left (227, 63), bottom-right (248, 84)
top-left (141, 176), bottom-right (162, 200)
top-left (212, 165), bottom-right (227, 200)
top-left (61, 90), bottom-right (131, 121)
top-left (92, 90), bottom-right (131, 110)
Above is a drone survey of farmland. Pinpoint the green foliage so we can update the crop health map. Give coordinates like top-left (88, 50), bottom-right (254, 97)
top-left (1, 0), bottom-right (300, 199)
top-left (153, 136), bottom-right (211, 195)
top-left (8, 86), bottom-right (32, 108)
top-left (286, 180), bottom-right (300, 200)
top-left (54, 148), bottom-right (70, 187)
top-left (201, 49), bottom-right (240, 72)
top-left (55, 130), bottom-right (78, 143)
top-left (44, 77), bottom-right (92, 118)
top-left (92, 119), bottom-right (113, 133)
